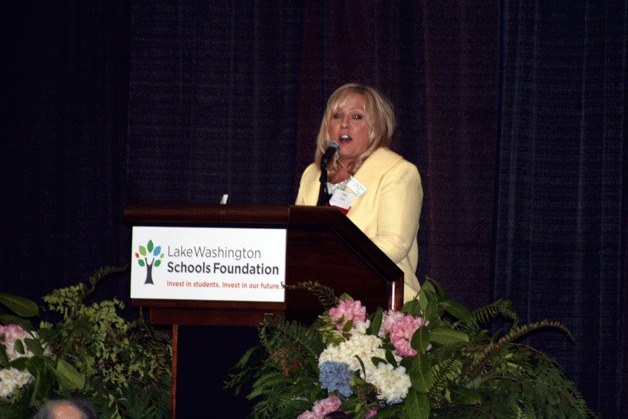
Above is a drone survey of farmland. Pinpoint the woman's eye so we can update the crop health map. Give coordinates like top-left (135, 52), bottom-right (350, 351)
top-left (332, 113), bottom-right (341, 119)
top-left (352, 114), bottom-right (363, 120)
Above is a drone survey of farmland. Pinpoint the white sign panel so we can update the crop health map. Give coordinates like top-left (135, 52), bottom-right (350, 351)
top-left (130, 226), bottom-right (286, 302)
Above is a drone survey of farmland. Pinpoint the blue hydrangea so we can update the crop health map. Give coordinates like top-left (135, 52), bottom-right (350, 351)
top-left (319, 361), bottom-right (354, 397)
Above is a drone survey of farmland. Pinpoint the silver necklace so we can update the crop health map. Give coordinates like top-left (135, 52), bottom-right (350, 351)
top-left (327, 176), bottom-right (352, 195)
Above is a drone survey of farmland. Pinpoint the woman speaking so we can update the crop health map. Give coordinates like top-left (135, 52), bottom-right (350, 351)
top-left (295, 83), bottom-right (423, 302)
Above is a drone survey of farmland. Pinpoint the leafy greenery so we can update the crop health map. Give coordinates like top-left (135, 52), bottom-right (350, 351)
top-left (0, 266), bottom-right (171, 418)
top-left (226, 278), bottom-right (595, 418)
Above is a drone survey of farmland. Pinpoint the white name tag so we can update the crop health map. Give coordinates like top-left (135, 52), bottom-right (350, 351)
top-left (329, 190), bottom-right (356, 210)
top-left (347, 177), bottom-right (367, 196)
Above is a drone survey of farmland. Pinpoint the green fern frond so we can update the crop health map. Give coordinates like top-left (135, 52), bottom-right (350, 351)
top-left (258, 316), bottom-right (274, 353)
top-left (224, 345), bottom-right (265, 395)
top-left (248, 371), bottom-right (294, 399)
top-left (259, 314), bottom-right (324, 360)
top-left (82, 264), bottom-right (129, 300)
top-left (248, 371), bottom-right (321, 418)
top-left (504, 319), bottom-right (573, 343)
top-left (286, 281), bottom-right (338, 309)
top-left (472, 347), bottom-right (595, 418)
top-left (428, 354), bottom-right (464, 404)
top-left (465, 299), bottom-right (519, 331)
top-left (469, 320), bottom-right (573, 377)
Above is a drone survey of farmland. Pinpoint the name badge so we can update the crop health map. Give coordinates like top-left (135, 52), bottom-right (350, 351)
top-left (347, 177), bottom-right (367, 196)
top-left (329, 190), bottom-right (356, 211)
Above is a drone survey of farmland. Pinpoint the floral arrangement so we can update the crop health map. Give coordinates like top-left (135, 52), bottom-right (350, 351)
top-left (227, 278), bottom-right (594, 418)
top-left (0, 324), bottom-right (48, 399)
top-left (0, 266), bottom-right (171, 419)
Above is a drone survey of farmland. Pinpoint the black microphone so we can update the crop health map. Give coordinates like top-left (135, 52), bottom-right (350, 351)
top-left (321, 140), bottom-right (339, 169)
top-left (317, 141), bottom-right (338, 206)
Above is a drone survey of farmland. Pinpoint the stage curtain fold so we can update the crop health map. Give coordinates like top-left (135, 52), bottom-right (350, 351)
top-left (127, 1), bottom-right (303, 205)
top-left (495, 1), bottom-right (626, 416)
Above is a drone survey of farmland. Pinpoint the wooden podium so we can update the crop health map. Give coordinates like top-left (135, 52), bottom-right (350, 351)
top-left (124, 204), bottom-right (403, 417)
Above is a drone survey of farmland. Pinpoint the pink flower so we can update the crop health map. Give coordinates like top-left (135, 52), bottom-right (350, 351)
top-left (329, 300), bottom-right (366, 331)
top-left (0, 324), bottom-right (29, 342)
top-left (378, 310), bottom-right (405, 337)
top-left (386, 314), bottom-right (428, 357)
top-left (365, 407), bottom-right (378, 418)
top-left (297, 395), bottom-right (342, 419)
top-left (0, 324), bottom-right (33, 360)
top-left (0, 324), bottom-right (49, 361)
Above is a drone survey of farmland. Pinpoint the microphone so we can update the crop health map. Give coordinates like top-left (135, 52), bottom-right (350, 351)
top-left (317, 141), bottom-right (338, 206)
top-left (320, 140), bottom-right (339, 169)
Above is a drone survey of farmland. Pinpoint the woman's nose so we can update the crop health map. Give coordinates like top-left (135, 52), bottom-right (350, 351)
top-left (341, 116), bottom-right (349, 128)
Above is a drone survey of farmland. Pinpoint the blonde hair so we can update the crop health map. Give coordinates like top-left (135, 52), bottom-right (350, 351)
top-left (314, 83), bottom-right (396, 175)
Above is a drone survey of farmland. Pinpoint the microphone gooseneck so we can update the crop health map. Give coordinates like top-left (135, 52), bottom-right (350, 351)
top-left (317, 140), bottom-right (339, 206)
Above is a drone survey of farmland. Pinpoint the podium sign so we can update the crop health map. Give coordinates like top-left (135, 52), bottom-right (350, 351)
top-left (130, 226), bottom-right (287, 302)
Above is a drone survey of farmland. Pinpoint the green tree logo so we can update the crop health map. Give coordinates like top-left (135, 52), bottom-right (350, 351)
top-left (135, 240), bottom-right (164, 285)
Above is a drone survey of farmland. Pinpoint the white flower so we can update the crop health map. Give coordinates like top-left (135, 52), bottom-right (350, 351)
top-left (353, 319), bottom-right (371, 335)
top-left (319, 333), bottom-right (386, 374)
top-left (368, 362), bottom-right (412, 404)
top-left (318, 332), bottom-right (410, 405)
top-left (14, 369), bottom-right (33, 387)
top-left (0, 325), bottom-right (48, 399)
top-left (0, 367), bottom-right (33, 399)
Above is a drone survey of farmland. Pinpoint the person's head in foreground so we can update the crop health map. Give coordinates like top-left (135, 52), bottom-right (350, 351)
top-left (32, 399), bottom-right (97, 419)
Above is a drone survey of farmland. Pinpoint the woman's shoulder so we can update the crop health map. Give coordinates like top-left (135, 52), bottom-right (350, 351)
top-left (367, 148), bottom-right (419, 174)
top-left (299, 162), bottom-right (321, 182)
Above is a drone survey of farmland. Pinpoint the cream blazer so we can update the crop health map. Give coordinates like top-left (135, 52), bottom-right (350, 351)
top-left (295, 147), bottom-right (423, 302)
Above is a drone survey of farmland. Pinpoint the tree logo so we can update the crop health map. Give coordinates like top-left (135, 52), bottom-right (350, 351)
top-left (135, 240), bottom-right (164, 285)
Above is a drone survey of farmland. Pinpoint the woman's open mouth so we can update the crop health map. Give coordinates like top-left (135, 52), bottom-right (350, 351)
top-left (339, 134), bottom-right (352, 143)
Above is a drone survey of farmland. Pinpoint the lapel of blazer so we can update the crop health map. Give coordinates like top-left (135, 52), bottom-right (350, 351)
top-left (353, 148), bottom-right (403, 191)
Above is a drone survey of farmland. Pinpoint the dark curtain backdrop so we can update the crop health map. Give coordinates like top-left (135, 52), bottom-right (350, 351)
top-left (2, 1), bottom-right (625, 418)
top-left (127, 1), bottom-right (303, 205)
top-left (1, 2), bottom-right (131, 302)
top-left (495, 1), bottom-right (626, 416)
